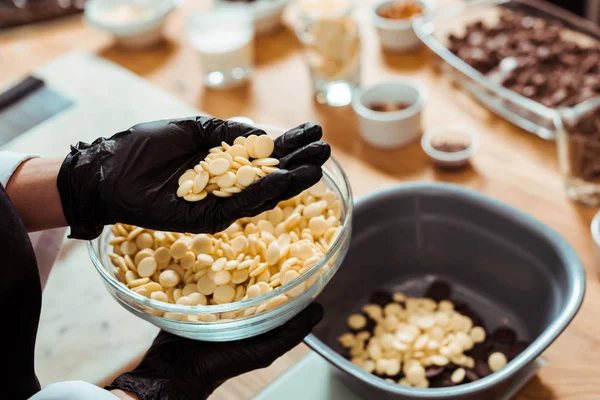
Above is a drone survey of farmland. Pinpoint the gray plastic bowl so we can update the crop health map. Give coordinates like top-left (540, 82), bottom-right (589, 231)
top-left (305, 183), bottom-right (585, 399)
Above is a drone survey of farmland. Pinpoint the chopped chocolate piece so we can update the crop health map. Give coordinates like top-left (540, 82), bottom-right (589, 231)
top-left (425, 365), bottom-right (446, 379)
top-left (474, 359), bottom-right (493, 378)
top-left (491, 326), bottom-right (517, 346)
top-left (447, 9), bottom-right (600, 114)
top-left (507, 340), bottom-right (530, 360)
top-left (464, 369), bottom-right (480, 382)
top-left (369, 290), bottom-right (393, 307)
top-left (425, 280), bottom-right (452, 302)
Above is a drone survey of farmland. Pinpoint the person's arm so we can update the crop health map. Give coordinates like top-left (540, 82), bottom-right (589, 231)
top-left (6, 157), bottom-right (66, 232)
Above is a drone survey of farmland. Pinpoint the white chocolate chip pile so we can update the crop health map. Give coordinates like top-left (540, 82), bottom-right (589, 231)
top-left (107, 179), bottom-right (343, 321)
top-left (177, 135), bottom-right (279, 202)
top-left (337, 293), bottom-right (501, 388)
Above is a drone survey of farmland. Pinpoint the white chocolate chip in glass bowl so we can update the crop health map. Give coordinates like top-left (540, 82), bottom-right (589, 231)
top-left (103, 173), bottom-right (346, 326)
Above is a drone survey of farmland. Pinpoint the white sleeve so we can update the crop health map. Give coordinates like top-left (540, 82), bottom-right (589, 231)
top-left (29, 381), bottom-right (120, 400)
top-left (0, 151), bottom-right (39, 187)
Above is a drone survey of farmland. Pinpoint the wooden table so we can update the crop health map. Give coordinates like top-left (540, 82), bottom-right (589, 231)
top-left (2, 1), bottom-right (600, 399)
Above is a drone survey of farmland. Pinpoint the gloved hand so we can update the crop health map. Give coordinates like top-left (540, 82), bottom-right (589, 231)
top-left (106, 303), bottom-right (324, 400)
top-left (57, 117), bottom-right (330, 240)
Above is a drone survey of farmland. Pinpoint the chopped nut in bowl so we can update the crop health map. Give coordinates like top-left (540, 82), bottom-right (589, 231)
top-left (88, 125), bottom-right (353, 341)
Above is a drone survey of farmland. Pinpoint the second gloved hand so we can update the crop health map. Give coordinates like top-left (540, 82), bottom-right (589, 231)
top-left (106, 303), bottom-right (324, 400)
top-left (57, 117), bottom-right (330, 240)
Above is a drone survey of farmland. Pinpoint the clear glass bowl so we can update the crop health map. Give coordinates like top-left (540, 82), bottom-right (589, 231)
top-left (414, 0), bottom-right (600, 140)
top-left (87, 125), bottom-right (353, 341)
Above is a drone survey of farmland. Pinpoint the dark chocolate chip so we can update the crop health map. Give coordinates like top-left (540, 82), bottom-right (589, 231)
top-left (453, 303), bottom-right (484, 329)
top-left (491, 326), bottom-right (517, 346)
top-left (425, 366), bottom-right (446, 378)
top-left (522, 86), bottom-right (536, 97)
top-left (369, 291), bottom-right (393, 307)
top-left (362, 314), bottom-right (377, 333)
top-left (467, 342), bottom-right (486, 361)
top-left (425, 281), bottom-right (452, 302)
top-left (507, 340), bottom-right (530, 360)
top-left (464, 369), bottom-right (480, 382)
top-left (475, 359), bottom-right (492, 378)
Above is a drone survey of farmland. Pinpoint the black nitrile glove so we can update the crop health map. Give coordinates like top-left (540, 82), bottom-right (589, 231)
top-left (106, 303), bottom-right (324, 400)
top-left (57, 117), bottom-right (330, 240)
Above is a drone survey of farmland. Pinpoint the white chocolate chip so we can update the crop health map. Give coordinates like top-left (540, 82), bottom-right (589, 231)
top-left (208, 158), bottom-right (230, 176)
top-left (244, 134), bottom-right (258, 158)
top-left (177, 180), bottom-right (193, 197)
top-left (178, 170), bottom-right (196, 186)
top-left (253, 157), bottom-right (279, 166)
top-left (213, 285), bottom-right (236, 304)
top-left (348, 314), bottom-right (367, 330)
top-left (470, 326), bottom-right (486, 343)
top-left (137, 257), bottom-right (157, 278)
top-left (253, 135), bottom-right (275, 159)
top-left (488, 352), bottom-right (507, 372)
top-left (227, 144), bottom-right (248, 159)
top-left (216, 171), bottom-right (237, 188)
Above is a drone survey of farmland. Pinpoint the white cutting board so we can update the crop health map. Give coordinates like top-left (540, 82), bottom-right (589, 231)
top-left (3, 52), bottom-right (207, 387)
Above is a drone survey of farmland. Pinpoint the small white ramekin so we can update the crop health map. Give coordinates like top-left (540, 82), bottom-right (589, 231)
top-left (371, 0), bottom-right (431, 53)
top-left (85, 0), bottom-right (178, 48)
top-left (352, 80), bottom-right (427, 149)
top-left (421, 124), bottom-right (479, 168)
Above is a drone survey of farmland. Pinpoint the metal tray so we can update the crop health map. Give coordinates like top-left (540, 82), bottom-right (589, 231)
top-left (414, 0), bottom-right (600, 140)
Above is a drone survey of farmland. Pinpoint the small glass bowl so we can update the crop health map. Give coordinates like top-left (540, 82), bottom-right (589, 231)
top-left (88, 125), bottom-right (353, 341)
top-left (421, 124), bottom-right (479, 168)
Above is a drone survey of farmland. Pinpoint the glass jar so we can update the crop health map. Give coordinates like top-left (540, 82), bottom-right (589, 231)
top-left (556, 97), bottom-right (600, 206)
top-left (295, 0), bottom-right (360, 107)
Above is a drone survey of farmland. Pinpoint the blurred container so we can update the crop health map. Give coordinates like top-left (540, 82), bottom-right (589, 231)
top-left (421, 124), bottom-right (478, 168)
top-left (187, 8), bottom-right (254, 89)
top-left (371, 0), bottom-right (431, 53)
top-left (213, 0), bottom-right (290, 36)
top-left (352, 80), bottom-right (426, 149)
top-left (414, 0), bottom-right (600, 140)
top-left (296, 0), bottom-right (360, 107)
top-left (306, 183), bottom-right (584, 399)
top-left (556, 97), bottom-right (600, 206)
top-left (85, 0), bottom-right (178, 48)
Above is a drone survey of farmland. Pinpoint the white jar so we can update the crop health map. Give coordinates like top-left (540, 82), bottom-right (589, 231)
top-left (352, 80), bottom-right (427, 149)
top-left (187, 9), bottom-right (255, 89)
top-left (371, 0), bottom-right (432, 53)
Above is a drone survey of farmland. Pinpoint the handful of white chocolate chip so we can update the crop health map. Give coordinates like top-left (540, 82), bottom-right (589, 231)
top-left (177, 135), bottom-right (279, 202)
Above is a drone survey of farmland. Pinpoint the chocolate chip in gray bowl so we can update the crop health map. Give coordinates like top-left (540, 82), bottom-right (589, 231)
top-left (335, 280), bottom-right (531, 388)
